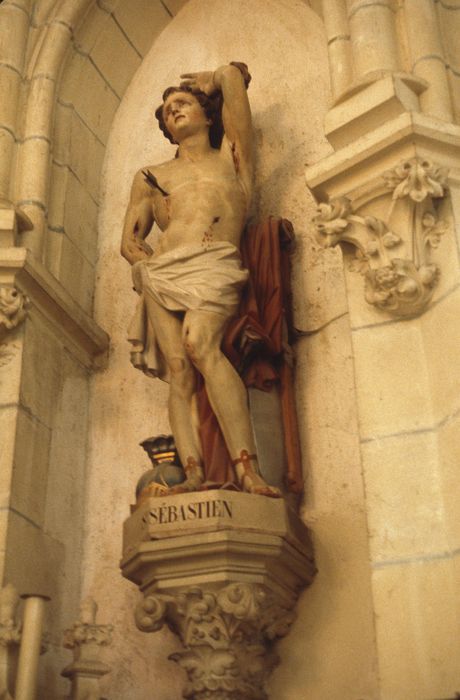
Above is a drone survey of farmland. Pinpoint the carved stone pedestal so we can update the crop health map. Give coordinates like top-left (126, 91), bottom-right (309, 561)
top-left (121, 491), bottom-right (315, 699)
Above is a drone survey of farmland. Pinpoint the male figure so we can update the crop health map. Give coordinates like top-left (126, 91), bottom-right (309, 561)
top-left (121, 64), bottom-right (279, 497)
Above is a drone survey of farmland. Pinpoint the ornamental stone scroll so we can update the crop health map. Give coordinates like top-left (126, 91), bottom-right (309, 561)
top-left (314, 157), bottom-right (450, 318)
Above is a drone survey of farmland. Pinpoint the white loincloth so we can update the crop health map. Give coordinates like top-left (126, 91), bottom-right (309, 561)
top-left (128, 242), bottom-right (249, 381)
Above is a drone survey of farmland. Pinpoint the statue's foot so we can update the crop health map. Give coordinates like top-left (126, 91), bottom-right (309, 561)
top-left (169, 457), bottom-right (204, 495)
top-left (233, 450), bottom-right (282, 498)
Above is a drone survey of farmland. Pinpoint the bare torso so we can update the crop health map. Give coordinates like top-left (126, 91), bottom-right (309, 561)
top-left (144, 143), bottom-right (249, 257)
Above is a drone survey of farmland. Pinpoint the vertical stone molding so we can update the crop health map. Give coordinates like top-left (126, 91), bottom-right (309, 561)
top-left (314, 157), bottom-right (450, 317)
top-left (122, 491), bottom-right (316, 700)
top-left (322, 0), bottom-right (353, 100)
top-left (403, 0), bottom-right (454, 122)
top-left (0, 584), bottom-right (21, 700)
top-left (62, 598), bottom-right (113, 700)
top-left (348, 0), bottom-right (400, 80)
top-left (0, 0), bottom-right (31, 203)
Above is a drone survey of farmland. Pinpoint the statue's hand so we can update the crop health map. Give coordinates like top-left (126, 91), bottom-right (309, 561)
top-left (180, 71), bottom-right (216, 96)
top-left (121, 236), bottom-right (153, 265)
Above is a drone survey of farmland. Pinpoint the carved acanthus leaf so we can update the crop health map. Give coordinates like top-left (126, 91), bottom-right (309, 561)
top-left (314, 197), bottom-right (352, 242)
top-left (422, 212), bottom-right (448, 249)
top-left (383, 158), bottom-right (448, 202)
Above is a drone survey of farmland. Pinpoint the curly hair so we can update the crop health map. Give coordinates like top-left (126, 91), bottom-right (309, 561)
top-left (155, 86), bottom-right (224, 149)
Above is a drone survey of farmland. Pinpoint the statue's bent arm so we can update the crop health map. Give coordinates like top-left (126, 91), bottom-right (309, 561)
top-left (121, 170), bottom-right (155, 264)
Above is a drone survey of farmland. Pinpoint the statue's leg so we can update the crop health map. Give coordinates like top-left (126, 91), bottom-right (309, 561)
top-left (143, 295), bottom-right (204, 490)
top-left (183, 309), bottom-right (281, 497)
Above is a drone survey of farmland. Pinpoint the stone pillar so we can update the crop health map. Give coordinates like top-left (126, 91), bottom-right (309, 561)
top-left (306, 108), bottom-right (460, 698)
top-left (121, 491), bottom-right (316, 699)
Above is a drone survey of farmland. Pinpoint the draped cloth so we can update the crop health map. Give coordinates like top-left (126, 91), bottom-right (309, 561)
top-left (127, 218), bottom-right (303, 494)
top-left (128, 242), bottom-right (249, 381)
top-left (196, 217), bottom-right (303, 493)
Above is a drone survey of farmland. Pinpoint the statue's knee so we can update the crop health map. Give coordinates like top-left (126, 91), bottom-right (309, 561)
top-left (169, 357), bottom-right (193, 383)
top-left (169, 357), bottom-right (187, 375)
top-left (183, 337), bottom-right (202, 365)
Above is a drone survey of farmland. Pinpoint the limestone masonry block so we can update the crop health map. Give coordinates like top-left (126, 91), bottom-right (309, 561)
top-left (361, 431), bottom-right (449, 564)
top-left (20, 311), bottom-right (63, 429)
top-left (10, 407), bottom-right (52, 529)
top-left (90, 20), bottom-right (142, 97)
top-left (351, 320), bottom-right (434, 439)
top-left (60, 51), bottom-right (119, 145)
top-left (113, 0), bottom-right (171, 57)
top-left (68, 111), bottom-right (105, 203)
top-left (3, 509), bottom-right (64, 600)
top-left (438, 413), bottom-right (460, 552)
top-left (64, 172), bottom-right (99, 265)
top-left (73, 4), bottom-right (115, 56)
top-left (372, 556), bottom-right (460, 700)
top-left (58, 234), bottom-right (95, 313)
top-left (420, 285), bottom-right (460, 424)
top-left (0, 406), bottom-right (19, 509)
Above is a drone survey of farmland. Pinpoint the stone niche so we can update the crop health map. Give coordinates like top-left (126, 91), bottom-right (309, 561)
top-left (121, 490), bottom-right (315, 700)
top-left (82, 1), bottom-right (334, 697)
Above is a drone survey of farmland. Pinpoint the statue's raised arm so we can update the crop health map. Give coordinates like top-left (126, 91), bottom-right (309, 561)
top-left (179, 63), bottom-right (253, 198)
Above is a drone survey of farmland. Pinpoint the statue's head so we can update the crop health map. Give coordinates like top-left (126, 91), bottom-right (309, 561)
top-left (155, 86), bottom-right (224, 148)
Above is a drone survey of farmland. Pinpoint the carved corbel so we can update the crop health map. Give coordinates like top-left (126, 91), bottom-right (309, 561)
top-left (0, 585), bottom-right (21, 700)
top-left (136, 583), bottom-right (296, 700)
top-left (62, 598), bottom-right (113, 699)
top-left (122, 491), bottom-right (315, 700)
top-left (314, 157), bottom-right (450, 317)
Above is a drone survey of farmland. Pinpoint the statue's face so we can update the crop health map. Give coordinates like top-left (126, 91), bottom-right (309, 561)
top-left (162, 91), bottom-right (209, 143)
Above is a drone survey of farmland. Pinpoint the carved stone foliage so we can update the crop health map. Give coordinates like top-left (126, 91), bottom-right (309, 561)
top-left (63, 598), bottom-right (113, 651)
top-left (135, 583), bottom-right (297, 700)
top-left (0, 285), bottom-right (29, 339)
top-left (314, 158), bottom-right (450, 317)
top-left (62, 598), bottom-right (113, 698)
